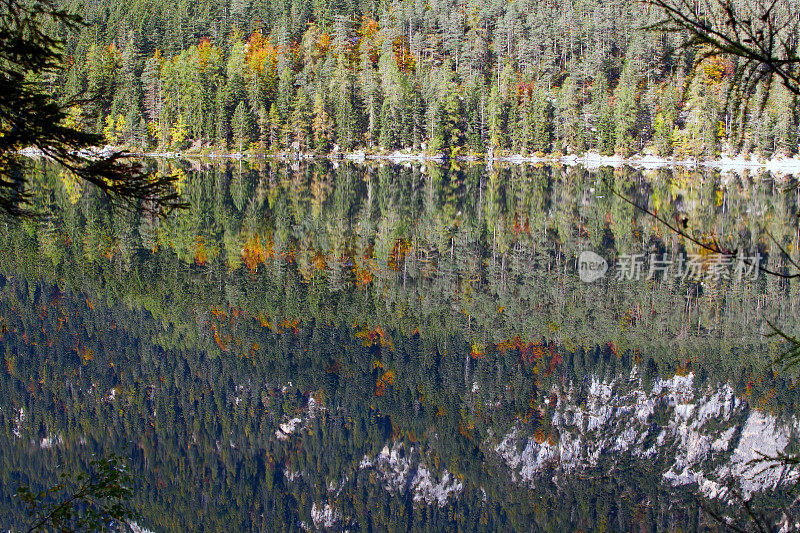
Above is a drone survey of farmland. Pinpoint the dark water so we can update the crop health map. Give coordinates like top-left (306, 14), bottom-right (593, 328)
top-left (1, 160), bottom-right (799, 531)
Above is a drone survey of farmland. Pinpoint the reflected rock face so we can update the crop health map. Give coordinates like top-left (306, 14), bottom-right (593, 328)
top-left (492, 372), bottom-right (798, 502)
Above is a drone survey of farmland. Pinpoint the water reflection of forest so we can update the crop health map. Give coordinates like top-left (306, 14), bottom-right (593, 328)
top-left (1, 161), bottom-right (798, 530)
top-left (17, 160), bottom-right (800, 351)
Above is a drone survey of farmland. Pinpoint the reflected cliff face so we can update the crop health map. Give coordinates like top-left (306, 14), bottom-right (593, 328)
top-left (1, 160), bottom-right (799, 530)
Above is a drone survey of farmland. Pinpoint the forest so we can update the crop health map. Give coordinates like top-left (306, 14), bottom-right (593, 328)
top-left (38, 0), bottom-right (798, 159)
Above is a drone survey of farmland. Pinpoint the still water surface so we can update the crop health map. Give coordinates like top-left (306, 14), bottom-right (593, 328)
top-left (1, 160), bottom-right (799, 530)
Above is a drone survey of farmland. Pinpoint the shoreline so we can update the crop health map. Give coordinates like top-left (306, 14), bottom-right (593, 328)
top-left (20, 146), bottom-right (800, 174)
top-left (128, 149), bottom-right (800, 175)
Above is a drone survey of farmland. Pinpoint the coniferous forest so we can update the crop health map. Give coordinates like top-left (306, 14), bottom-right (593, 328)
top-left (42, 0), bottom-right (798, 158)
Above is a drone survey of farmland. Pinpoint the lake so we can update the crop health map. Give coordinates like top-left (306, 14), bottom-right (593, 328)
top-left (1, 159), bottom-right (799, 530)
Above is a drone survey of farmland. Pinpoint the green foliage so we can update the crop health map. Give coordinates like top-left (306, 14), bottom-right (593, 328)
top-left (231, 102), bottom-right (252, 152)
top-left (648, 0), bottom-right (800, 150)
top-left (16, 455), bottom-right (136, 532)
top-left (0, 0), bottom-right (183, 215)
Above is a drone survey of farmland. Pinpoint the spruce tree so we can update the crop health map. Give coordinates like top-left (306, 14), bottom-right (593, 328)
top-left (231, 101), bottom-right (251, 153)
top-left (487, 84), bottom-right (506, 151)
top-left (292, 87), bottom-right (311, 152)
top-left (613, 61), bottom-right (641, 156)
top-left (312, 94), bottom-right (333, 152)
top-left (591, 73), bottom-right (615, 155)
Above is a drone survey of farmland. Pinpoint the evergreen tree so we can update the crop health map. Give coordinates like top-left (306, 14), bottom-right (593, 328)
top-left (487, 84), bottom-right (506, 152)
top-left (268, 103), bottom-right (281, 150)
top-left (592, 73), bottom-right (615, 155)
top-left (653, 84), bottom-right (677, 156)
top-left (614, 61), bottom-right (641, 156)
top-left (0, 0), bottom-right (181, 215)
top-left (292, 87), bottom-right (312, 152)
top-left (142, 52), bottom-right (163, 131)
top-left (557, 76), bottom-right (584, 154)
top-left (231, 101), bottom-right (252, 152)
top-left (333, 62), bottom-right (359, 151)
top-left (312, 94), bottom-right (333, 152)
top-left (12, 0), bottom-right (796, 160)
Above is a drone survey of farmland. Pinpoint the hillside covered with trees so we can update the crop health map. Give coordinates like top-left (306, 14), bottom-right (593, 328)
top-left (44, 0), bottom-right (798, 159)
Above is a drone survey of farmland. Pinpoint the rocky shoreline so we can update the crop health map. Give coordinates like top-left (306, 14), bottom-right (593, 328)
top-left (20, 145), bottom-right (800, 174)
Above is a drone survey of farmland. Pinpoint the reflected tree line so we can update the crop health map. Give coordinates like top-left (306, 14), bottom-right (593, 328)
top-left (21, 159), bottom-right (800, 350)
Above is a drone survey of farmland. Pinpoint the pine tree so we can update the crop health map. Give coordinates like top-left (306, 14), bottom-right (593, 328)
top-left (231, 101), bottom-right (252, 153)
top-left (277, 66), bottom-right (295, 125)
top-left (653, 84), bottom-right (676, 156)
top-left (426, 99), bottom-right (444, 154)
top-left (359, 47), bottom-right (381, 149)
top-left (592, 74), bottom-right (615, 155)
top-left (442, 86), bottom-right (464, 153)
top-left (216, 89), bottom-right (229, 148)
top-left (258, 105), bottom-right (269, 151)
top-left (268, 104), bottom-right (281, 150)
top-left (142, 52), bottom-right (163, 137)
top-left (518, 91), bottom-right (534, 154)
top-left (487, 84), bottom-right (506, 151)
top-left (771, 83), bottom-right (798, 155)
top-left (531, 83), bottom-right (552, 154)
top-left (312, 94), bottom-right (333, 152)
top-left (613, 62), bottom-right (641, 156)
top-left (333, 62), bottom-right (359, 151)
top-left (292, 88), bottom-right (311, 152)
top-left (379, 99), bottom-right (397, 150)
top-left (86, 42), bottom-right (118, 132)
top-left (557, 76), bottom-right (584, 154)
top-left (114, 32), bottom-right (142, 145)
